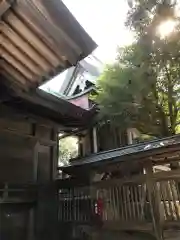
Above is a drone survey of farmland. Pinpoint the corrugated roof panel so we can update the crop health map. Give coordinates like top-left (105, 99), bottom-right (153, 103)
top-left (62, 134), bottom-right (180, 169)
top-left (0, 0), bottom-right (97, 91)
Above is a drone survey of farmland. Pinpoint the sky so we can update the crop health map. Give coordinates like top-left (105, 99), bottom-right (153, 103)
top-left (41, 0), bottom-right (134, 91)
top-left (63, 0), bottom-right (134, 63)
top-left (41, 1), bottom-right (180, 91)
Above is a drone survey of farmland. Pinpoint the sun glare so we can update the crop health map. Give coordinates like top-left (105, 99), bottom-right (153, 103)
top-left (157, 19), bottom-right (177, 39)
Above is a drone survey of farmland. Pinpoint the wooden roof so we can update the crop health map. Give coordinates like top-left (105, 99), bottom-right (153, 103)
top-left (61, 134), bottom-right (180, 173)
top-left (10, 89), bottom-right (97, 128)
top-left (0, 0), bottom-right (97, 91)
top-left (0, 74), bottom-right (96, 128)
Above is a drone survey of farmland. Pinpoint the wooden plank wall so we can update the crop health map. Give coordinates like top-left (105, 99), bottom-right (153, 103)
top-left (97, 124), bottom-right (128, 151)
top-left (0, 116), bottom-right (58, 184)
top-left (80, 125), bottom-right (128, 157)
top-left (0, 106), bottom-right (59, 240)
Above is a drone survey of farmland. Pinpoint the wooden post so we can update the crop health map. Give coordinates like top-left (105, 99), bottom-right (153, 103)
top-left (93, 127), bottom-right (98, 153)
top-left (27, 208), bottom-right (34, 240)
top-left (78, 136), bottom-right (83, 157)
top-left (33, 142), bottom-right (39, 182)
top-left (51, 128), bottom-right (58, 180)
top-left (145, 161), bottom-right (164, 240)
top-left (127, 129), bottom-right (133, 144)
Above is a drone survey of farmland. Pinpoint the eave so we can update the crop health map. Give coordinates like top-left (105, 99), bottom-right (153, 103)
top-left (60, 134), bottom-right (180, 174)
top-left (0, 0), bottom-right (97, 91)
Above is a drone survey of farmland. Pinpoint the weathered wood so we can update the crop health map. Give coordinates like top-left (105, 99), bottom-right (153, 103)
top-left (0, 0), bottom-right (13, 17)
top-left (115, 186), bottom-right (120, 220)
top-left (93, 174), bottom-right (146, 188)
top-left (153, 169), bottom-right (180, 181)
top-left (109, 187), bottom-right (115, 220)
top-left (92, 169), bottom-right (180, 190)
top-left (122, 185), bottom-right (128, 221)
top-left (126, 185), bottom-right (132, 220)
top-left (134, 185), bottom-right (140, 219)
top-left (36, 184), bottom-right (58, 240)
top-left (0, 126), bottom-right (56, 146)
top-left (27, 208), bottom-right (35, 240)
top-left (145, 161), bottom-right (164, 240)
top-left (102, 221), bottom-right (153, 232)
top-left (169, 180), bottom-right (180, 220)
top-left (33, 142), bottom-right (39, 182)
top-left (131, 186), bottom-right (136, 220)
top-left (165, 182), bottom-right (176, 221)
top-left (175, 181), bottom-right (180, 205)
top-left (52, 130), bottom-right (58, 180)
top-left (159, 182), bottom-right (169, 221)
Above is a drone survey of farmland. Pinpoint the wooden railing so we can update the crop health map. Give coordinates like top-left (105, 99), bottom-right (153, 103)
top-left (58, 169), bottom-right (180, 237)
top-left (59, 186), bottom-right (93, 223)
top-left (58, 177), bottom-right (150, 226)
top-left (96, 183), bottom-right (148, 223)
top-left (157, 179), bottom-right (180, 222)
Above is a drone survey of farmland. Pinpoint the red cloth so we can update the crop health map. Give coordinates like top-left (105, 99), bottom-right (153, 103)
top-left (96, 198), bottom-right (103, 217)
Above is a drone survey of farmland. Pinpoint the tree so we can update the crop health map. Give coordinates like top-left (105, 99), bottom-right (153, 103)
top-left (96, 0), bottom-right (180, 137)
top-left (59, 137), bottom-right (78, 166)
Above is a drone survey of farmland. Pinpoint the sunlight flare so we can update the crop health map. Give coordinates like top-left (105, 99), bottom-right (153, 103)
top-left (157, 19), bottom-right (177, 38)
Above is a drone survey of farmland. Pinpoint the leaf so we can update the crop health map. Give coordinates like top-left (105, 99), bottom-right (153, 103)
top-left (96, 0), bottom-right (180, 137)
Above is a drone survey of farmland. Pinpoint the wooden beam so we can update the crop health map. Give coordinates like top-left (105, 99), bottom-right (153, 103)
top-left (0, 126), bottom-right (56, 146)
top-left (0, 101), bottom-right (64, 130)
top-left (145, 161), bottom-right (163, 240)
top-left (17, 89), bottom-right (85, 120)
top-left (90, 169), bottom-right (180, 190)
top-left (102, 221), bottom-right (153, 232)
top-left (153, 169), bottom-right (180, 181)
top-left (0, 0), bottom-right (13, 18)
top-left (93, 174), bottom-right (146, 189)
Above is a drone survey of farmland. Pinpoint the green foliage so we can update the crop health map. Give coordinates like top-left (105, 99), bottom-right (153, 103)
top-left (59, 137), bottom-right (78, 166)
top-left (96, 0), bottom-right (180, 137)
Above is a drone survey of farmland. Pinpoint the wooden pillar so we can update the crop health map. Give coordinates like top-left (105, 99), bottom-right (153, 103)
top-left (35, 183), bottom-right (58, 240)
top-left (145, 161), bottom-right (164, 240)
top-left (33, 142), bottom-right (39, 182)
top-left (51, 128), bottom-right (58, 180)
top-left (78, 136), bottom-right (83, 157)
top-left (127, 128), bottom-right (133, 144)
top-left (93, 127), bottom-right (98, 153)
top-left (27, 208), bottom-right (34, 240)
